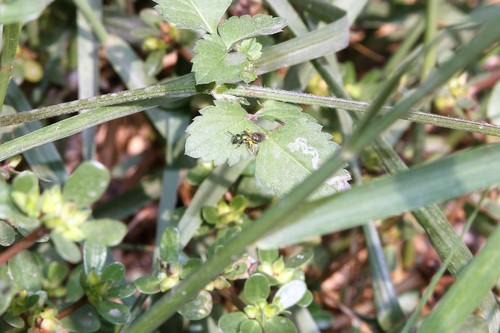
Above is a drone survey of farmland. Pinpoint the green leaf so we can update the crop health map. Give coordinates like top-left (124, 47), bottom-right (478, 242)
top-left (7, 251), bottom-right (43, 291)
top-left (60, 305), bottom-right (101, 333)
top-left (242, 274), bottom-right (270, 305)
top-left (273, 280), bottom-right (307, 310)
top-left (107, 284), bottom-right (136, 298)
top-left (258, 249), bottom-right (280, 263)
top-left (51, 231), bottom-right (82, 264)
top-left (229, 195), bottom-right (247, 212)
top-left (2, 312), bottom-right (25, 328)
top-left (180, 258), bottom-right (203, 279)
top-left (202, 206), bottom-right (221, 224)
top-left (10, 171), bottom-right (40, 217)
top-left (95, 299), bottom-right (130, 325)
top-left (46, 262), bottom-right (69, 285)
top-left (0, 220), bottom-right (15, 246)
top-left (0, 0), bottom-right (53, 24)
top-left (240, 319), bottom-right (263, 333)
top-left (101, 263), bottom-right (125, 284)
top-left (284, 248), bottom-right (314, 268)
top-left (256, 120), bottom-right (351, 198)
top-left (0, 266), bottom-right (15, 316)
top-left (218, 15), bottom-right (287, 49)
top-left (80, 219), bottom-right (127, 246)
top-left (66, 265), bottom-right (85, 302)
top-left (177, 290), bottom-right (213, 320)
top-left (255, 100), bottom-right (314, 123)
top-left (192, 34), bottom-right (249, 84)
top-left (153, 0), bottom-right (231, 34)
top-left (63, 161), bottom-right (110, 208)
top-left (296, 290), bottom-right (313, 307)
top-left (259, 143), bottom-right (500, 248)
top-left (263, 316), bottom-right (297, 333)
top-left (185, 100), bottom-right (261, 166)
top-left (218, 312), bottom-right (248, 333)
top-left (135, 276), bottom-right (161, 294)
top-left (159, 227), bottom-right (181, 263)
top-left (83, 241), bottom-right (107, 275)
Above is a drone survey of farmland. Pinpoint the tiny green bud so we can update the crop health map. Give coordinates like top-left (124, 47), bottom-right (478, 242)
top-left (244, 305), bottom-right (259, 319)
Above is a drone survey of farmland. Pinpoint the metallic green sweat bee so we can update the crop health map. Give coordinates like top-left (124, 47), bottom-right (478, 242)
top-left (228, 130), bottom-right (266, 153)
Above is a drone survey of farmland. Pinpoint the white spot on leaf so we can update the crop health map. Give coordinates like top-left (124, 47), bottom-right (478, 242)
top-left (287, 138), bottom-right (320, 169)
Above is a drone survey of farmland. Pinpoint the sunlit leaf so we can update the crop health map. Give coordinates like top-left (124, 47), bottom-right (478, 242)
top-left (153, 0), bottom-right (231, 34)
top-left (192, 34), bottom-right (248, 84)
top-left (185, 100), bottom-right (260, 165)
top-left (218, 15), bottom-right (286, 49)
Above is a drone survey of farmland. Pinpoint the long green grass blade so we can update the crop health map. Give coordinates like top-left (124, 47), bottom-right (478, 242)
top-left (258, 143), bottom-right (500, 248)
top-left (4, 83), bottom-right (67, 185)
top-left (77, 0), bottom-right (101, 160)
top-left (224, 86), bottom-right (500, 137)
top-left (417, 226), bottom-right (500, 333)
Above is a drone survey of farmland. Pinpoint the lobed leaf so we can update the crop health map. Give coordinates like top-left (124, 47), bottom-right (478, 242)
top-left (192, 34), bottom-right (248, 84)
top-left (218, 15), bottom-right (287, 50)
top-left (185, 100), bottom-right (260, 165)
top-left (256, 120), bottom-right (351, 198)
top-left (153, 0), bottom-right (231, 34)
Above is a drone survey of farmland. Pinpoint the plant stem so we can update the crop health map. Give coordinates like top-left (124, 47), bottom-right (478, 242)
top-left (0, 74), bottom-right (197, 126)
top-left (224, 85), bottom-right (500, 137)
top-left (0, 23), bottom-right (21, 111)
top-left (0, 225), bottom-right (49, 265)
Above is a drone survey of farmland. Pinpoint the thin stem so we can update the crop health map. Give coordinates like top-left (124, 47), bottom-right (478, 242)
top-left (224, 85), bottom-right (500, 137)
top-left (0, 74), bottom-right (197, 126)
top-left (0, 23), bottom-right (21, 110)
top-left (0, 226), bottom-right (49, 265)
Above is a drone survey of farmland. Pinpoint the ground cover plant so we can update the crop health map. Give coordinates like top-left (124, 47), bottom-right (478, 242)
top-left (0, 0), bottom-right (499, 332)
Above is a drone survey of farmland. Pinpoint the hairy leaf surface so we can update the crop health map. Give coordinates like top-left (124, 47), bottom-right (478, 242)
top-left (153, 0), bottom-right (231, 33)
top-left (218, 15), bottom-right (287, 49)
top-left (192, 35), bottom-right (249, 84)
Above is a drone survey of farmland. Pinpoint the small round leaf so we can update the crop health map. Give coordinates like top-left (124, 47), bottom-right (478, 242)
top-left (83, 241), bottom-right (107, 275)
top-left (273, 280), bottom-right (307, 310)
top-left (51, 232), bottom-right (81, 264)
top-left (240, 319), bottom-right (263, 333)
top-left (80, 219), bottom-right (127, 246)
top-left (7, 251), bottom-right (43, 291)
top-left (242, 274), bottom-right (270, 305)
top-left (0, 220), bottom-right (15, 246)
top-left (101, 263), bottom-right (125, 283)
top-left (95, 299), bottom-right (130, 325)
top-left (263, 316), bottom-right (297, 333)
top-left (60, 305), bottom-right (101, 332)
top-left (135, 276), bottom-right (161, 294)
top-left (177, 290), bottom-right (213, 320)
top-left (218, 311), bottom-right (247, 333)
top-left (63, 161), bottom-right (110, 208)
